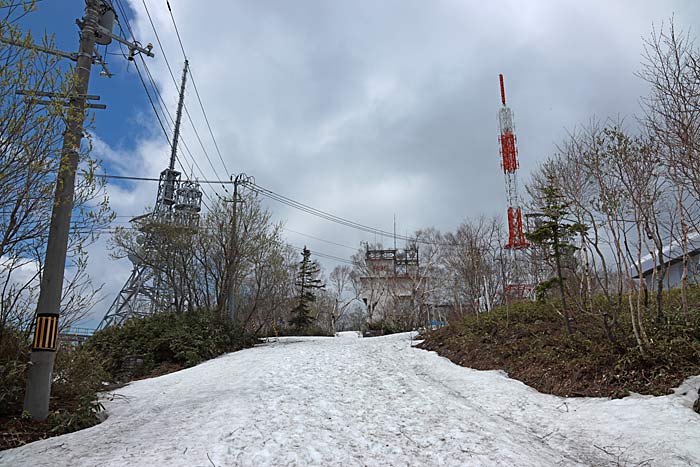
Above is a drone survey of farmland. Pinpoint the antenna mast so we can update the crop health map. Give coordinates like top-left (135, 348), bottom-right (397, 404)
top-left (498, 74), bottom-right (530, 298)
top-left (170, 60), bottom-right (188, 170)
top-left (498, 74), bottom-right (528, 251)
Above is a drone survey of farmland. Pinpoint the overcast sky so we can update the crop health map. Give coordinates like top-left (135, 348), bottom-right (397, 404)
top-left (22, 0), bottom-right (700, 326)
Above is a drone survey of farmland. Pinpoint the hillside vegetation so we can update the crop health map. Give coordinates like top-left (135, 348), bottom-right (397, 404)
top-left (419, 288), bottom-right (700, 399)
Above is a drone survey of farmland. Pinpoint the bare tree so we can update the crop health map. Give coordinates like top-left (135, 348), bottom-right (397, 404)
top-left (639, 19), bottom-right (700, 321)
top-left (110, 190), bottom-right (295, 333)
top-left (0, 4), bottom-right (112, 341)
top-left (443, 216), bottom-right (504, 316)
top-left (326, 265), bottom-right (359, 333)
top-left (526, 122), bottom-right (665, 347)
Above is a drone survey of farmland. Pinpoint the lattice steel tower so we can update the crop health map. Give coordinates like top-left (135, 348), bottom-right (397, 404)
top-left (497, 74), bottom-right (530, 297)
top-left (99, 61), bottom-right (202, 329)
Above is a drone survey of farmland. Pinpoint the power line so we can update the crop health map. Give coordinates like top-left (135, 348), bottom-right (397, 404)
top-left (140, 0), bottom-right (177, 83)
top-left (246, 181), bottom-right (461, 248)
top-left (139, 0), bottom-right (230, 196)
top-left (116, 0), bottom-right (233, 209)
top-left (135, 50), bottom-right (211, 192)
top-left (283, 227), bottom-right (357, 251)
top-left (246, 181), bottom-right (407, 240)
top-left (112, 0), bottom-right (218, 209)
top-left (98, 174), bottom-right (234, 184)
top-left (133, 1), bottom-right (205, 182)
top-left (127, 44), bottom-right (171, 147)
top-left (164, 0), bottom-right (231, 177)
top-left (112, 42), bottom-right (210, 211)
top-left (288, 244), bottom-right (355, 265)
top-left (96, 170), bottom-right (459, 248)
top-left (165, 0), bottom-right (186, 58)
top-left (99, 170), bottom-right (394, 244)
top-left (137, 16), bottom-right (224, 188)
top-left (110, 2), bottom-right (170, 146)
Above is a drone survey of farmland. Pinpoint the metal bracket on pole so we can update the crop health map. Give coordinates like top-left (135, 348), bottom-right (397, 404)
top-left (16, 90), bottom-right (102, 100)
top-left (0, 35), bottom-right (78, 61)
top-left (93, 24), bottom-right (154, 60)
top-left (93, 47), bottom-right (113, 78)
top-left (17, 90), bottom-right (107, 110)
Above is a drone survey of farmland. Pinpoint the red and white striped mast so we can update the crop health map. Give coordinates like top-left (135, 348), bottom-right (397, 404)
top-left (498, 74), bottom-right (529, 294)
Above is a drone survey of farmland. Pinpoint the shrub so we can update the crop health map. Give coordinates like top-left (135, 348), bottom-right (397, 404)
top-left (85, 310), bottom-right (258, 381)
top-left (47, 394), bottom-right (105, 435)
top-left (364, 319), bottom-right (412, 335)
top-left (274, 325), bottom-right (333, 337)
top-left (0, 327), bottom-right (31, 418)
top-left (0, 328), bottom-right (107, 448)
top-left (52, 346), bottom-right (108, 404)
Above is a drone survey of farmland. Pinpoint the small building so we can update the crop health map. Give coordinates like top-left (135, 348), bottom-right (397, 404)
top-left (630, 233), bottom-right (700, 290)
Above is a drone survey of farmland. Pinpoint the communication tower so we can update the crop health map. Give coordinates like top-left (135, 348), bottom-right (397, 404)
top-left (99, 61), bottom-right (202, 329)
top-left (497, 74), bottom-right (530, 297)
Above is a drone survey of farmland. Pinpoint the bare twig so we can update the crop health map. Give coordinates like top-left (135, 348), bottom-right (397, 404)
top-left (594, 444), bottom-right (617, 456)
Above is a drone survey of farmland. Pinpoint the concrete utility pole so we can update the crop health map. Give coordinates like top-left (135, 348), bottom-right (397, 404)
top-left (23, 0), bottom-right (153, 420)
top-left (223, 173), bottom-right (253, 321)
top-left (23, 0), bottom-right (100, 421)
top-left (227, 178), bottom-right (240, 321)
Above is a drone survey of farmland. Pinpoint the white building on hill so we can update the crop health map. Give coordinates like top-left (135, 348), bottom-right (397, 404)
top-left (630, 233), bottom-right (700, 290)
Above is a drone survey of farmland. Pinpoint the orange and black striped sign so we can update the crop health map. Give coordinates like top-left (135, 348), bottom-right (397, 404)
top-left (32, 314), bottom-right (59, 351)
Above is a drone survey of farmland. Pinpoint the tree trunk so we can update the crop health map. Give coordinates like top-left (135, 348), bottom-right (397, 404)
top-left (553, 229), bottom-right (572, 335)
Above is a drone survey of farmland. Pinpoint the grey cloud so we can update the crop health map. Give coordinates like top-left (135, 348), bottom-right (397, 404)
top-left (84, 0), bottom-right (700, 312)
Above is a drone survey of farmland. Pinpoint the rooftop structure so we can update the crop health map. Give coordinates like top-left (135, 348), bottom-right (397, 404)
top-left (631, 233), bottom-right (700, 290)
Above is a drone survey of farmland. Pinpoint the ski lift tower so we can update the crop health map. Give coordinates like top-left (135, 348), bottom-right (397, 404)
top-left (98, 61), bottom-right (202, 329)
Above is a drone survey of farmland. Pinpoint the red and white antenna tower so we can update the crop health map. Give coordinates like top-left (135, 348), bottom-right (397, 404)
top-left (498, 73), bottom-right (528, 251)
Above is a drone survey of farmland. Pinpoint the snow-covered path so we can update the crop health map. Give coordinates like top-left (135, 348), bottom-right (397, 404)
top-left (3, 332), bottom-right (700, 466)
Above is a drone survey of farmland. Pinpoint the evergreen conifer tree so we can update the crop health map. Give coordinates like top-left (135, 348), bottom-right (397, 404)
top-left (290, 246), bottom-right (325, 331)
top-left (526, 177), bottom-right (587, 335)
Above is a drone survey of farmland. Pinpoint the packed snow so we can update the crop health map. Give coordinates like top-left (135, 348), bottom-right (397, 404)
top-left (2, 331), bottom-right (700, 466)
